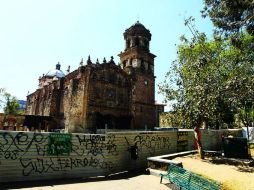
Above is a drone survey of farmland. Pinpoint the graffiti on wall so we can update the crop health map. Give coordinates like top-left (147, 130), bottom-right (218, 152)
top-left (74, 134), bottom-right (118, 157)
top-left (0, 131), bottom-right (180, 180)
top-left (132, 134), bottom-right (173, 155)
top-left (20, 157), bottom-right (114, 176)
top-left (0, 132), bottom-right (116, 177)
top-left (0, 132), bottom-right (48, 160)
top-left (177, 131), bottom-right (188, 152)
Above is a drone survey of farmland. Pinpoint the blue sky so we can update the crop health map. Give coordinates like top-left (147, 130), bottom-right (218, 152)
top-left (0, 0), bottom-right (213, 111)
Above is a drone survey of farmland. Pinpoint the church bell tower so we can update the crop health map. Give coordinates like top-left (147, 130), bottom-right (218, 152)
top-left (118, 21), bottom-right (156, 130)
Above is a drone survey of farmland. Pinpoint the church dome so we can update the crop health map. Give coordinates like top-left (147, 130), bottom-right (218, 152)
top-left (45, 62), bottom-right (65, 78)
top-left (124, 21), bottom-right (151, 40)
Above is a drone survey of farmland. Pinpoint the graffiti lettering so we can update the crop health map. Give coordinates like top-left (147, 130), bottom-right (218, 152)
top-left (0, 132), bottom-right (47, 160)
top-left (74, 134), bottom-right (118, 157)
top-left (133, 135), bottom-right (172, 155)
top-left (0, 132), bottom-right (116, 179)
top-left (19, 157), bottom-right (114, 176)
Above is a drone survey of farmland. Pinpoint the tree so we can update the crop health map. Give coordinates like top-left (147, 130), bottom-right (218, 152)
top-left (1, 91), bottom-right (21, 114)
top-left (202, 0), bottom-right (254, 36)
top-left (4, 93), bottom-right (20, 114)
top-left (160, 19), bottom-right (226, 129)
top-left (159, 18), bottom-right (254, 129)
top-left (202, 0), bottom-right (254, 144)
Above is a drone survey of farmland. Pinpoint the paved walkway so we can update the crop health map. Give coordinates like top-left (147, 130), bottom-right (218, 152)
top-left (0, 171), bottom-right (171, 190)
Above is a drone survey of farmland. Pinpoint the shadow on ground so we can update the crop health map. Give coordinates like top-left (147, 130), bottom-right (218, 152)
top-left (165, 183), bottom-right (180, 190)
top-left (0, 169), bottom-right (150, 190)
top-left (199, 155), bottom-right (254, 173)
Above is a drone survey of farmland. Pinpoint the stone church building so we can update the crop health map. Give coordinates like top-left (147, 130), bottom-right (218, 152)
top-left (26, 22), bottom-right (157, 133)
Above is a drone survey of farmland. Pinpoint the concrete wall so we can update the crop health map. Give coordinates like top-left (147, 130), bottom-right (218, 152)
top-left (183, 129), bottom-right (243, 151)
top-left (0, 129), bottom-right (242, 182)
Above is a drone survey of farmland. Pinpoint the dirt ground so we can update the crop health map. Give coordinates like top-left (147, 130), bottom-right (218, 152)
top-left (174, 155), bottom-right (254, 190)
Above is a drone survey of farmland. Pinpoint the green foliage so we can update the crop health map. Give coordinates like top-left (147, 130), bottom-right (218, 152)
top-left (202, 0), bottom-right (254, 36)
top-left (3, 93), bottom-right (20, 114)
top-left (159, 19), bottom-right (254, 129)
top-left (1, 90), bottom-right (21, 115)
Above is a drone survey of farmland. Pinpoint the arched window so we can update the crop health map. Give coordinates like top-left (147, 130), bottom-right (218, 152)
top-left (130, 59), bottom-right (133, 66)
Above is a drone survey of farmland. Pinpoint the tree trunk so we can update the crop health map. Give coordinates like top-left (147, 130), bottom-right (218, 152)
top-left (194, 123), bottom-right (204, 159)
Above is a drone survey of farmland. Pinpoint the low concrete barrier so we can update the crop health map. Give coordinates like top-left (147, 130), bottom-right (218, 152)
top-left (147, 150), bottom-right (197, 170)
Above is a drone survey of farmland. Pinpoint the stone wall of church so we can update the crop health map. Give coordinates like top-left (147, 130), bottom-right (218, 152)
top-left (26, 80), bottom-right (61, 117)
top-left (61, 67), bottom-right (90, 133)
top-left (26, 91), bottom-right (39, 115)
top-left (25, 60), bottom-right (158, 132)
top-left (58, 62), bottom-right (133, 133)
top-left (131, 73), bottom-right (155, 130)
top-left (86, 64), bottom-right (132, 130)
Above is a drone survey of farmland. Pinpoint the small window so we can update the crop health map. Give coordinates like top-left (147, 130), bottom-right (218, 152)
top-left (130, 59), bottom-right (133, 66)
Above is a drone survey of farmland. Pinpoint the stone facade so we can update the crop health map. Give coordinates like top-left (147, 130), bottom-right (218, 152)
top-left (0, 113), bottom-right (25, 131)
top-left (26, 22), bottom-right (156, 133)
